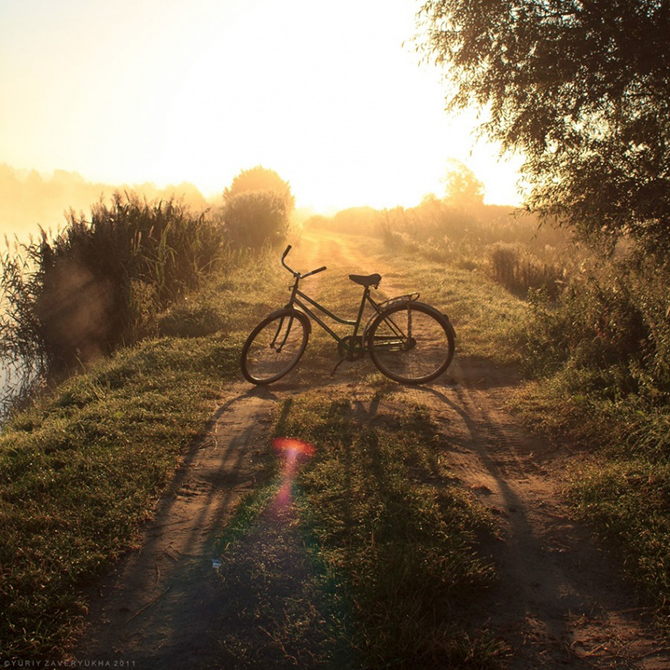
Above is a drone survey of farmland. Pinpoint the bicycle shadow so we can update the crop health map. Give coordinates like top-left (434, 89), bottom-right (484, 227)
top-left (389, 360), bottom-right (652, 668)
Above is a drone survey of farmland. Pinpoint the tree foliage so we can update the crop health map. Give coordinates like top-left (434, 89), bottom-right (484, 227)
top-left (442, 159), bottom-right (485, 207)
top-left (418, 0), bottom-right (670, 252)
top-left (222, 166), bottom-right (294, 250)
top-left (224, 166), bottom-right (295, 214)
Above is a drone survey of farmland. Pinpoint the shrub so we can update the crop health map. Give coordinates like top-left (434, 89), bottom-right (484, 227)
top-left (487, 242), bottom-right (565, 299)
top-left (515, 257), bottom-right (670, 402)
top-left (223, 165), bottom-right (295, 215)
top-left (222, 190), bottom-right (289, 250)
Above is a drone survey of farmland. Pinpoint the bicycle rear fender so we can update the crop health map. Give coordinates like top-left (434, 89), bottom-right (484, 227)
top-left (363, 301), bottom-right (456, 344)
top-left (361, 293), bottom-right (419, 341)
top-left (442, 313), bottom-right (457, 340)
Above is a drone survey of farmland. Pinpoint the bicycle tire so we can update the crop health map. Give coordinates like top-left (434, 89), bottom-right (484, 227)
top-left (241, 308), bottom-right (310, 384)
top-left (367, 301), bottom-right (455, 384)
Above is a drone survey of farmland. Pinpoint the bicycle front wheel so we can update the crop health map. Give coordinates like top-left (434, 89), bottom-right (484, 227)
top-left (241, 309), bottom-right (309, 384)
top-left (368, 302), bottom-right (455, 384)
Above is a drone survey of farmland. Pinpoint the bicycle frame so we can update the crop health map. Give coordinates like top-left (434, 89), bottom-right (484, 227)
top-left (280, 245), bottom-right (406, 354)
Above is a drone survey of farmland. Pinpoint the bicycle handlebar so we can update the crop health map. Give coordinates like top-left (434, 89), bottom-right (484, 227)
top-left (281, 244), bottom-right (327, 279)
top-left (302, 266), bottom-right (327, 278)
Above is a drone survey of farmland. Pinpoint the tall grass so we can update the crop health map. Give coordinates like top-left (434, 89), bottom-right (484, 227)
top-left (1, 192), bottom-right (228, 406)
top-left (487, 242), bottom-right (566, 299)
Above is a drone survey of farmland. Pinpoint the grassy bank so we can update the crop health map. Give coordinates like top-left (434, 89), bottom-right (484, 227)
top-left (512, 369), bottom-right (670, 628)
top-left (506, 256), bottom-right (670, 629)
top-left (212, 390), bottom-right (502, 669)
top-left (0, 250), bottom-right (285, 660)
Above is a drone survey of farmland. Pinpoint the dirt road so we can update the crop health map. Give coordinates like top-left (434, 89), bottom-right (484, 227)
top-left (74, 232), bottom-right (670, 669)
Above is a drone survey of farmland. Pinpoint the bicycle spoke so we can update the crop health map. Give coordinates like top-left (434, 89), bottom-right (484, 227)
top-left (242, 313), bottom-right (308, 384)
top-left (369, 303), bottom-right (454, 384)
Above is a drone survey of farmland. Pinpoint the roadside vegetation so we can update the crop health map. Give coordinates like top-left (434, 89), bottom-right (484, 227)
top-left (0, 246), bottom-right (287, 659)
top-left (0, 166), bottom-right (293, 413)
top-left (512, 254), bottom-right (670, 628)
top-left (0, 166), bottom-right (295, 659)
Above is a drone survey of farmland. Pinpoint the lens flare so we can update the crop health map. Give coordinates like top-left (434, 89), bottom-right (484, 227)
top-left (272, 437), bottom-right (316, 460)
top-left (270, 437), bottom-right (315, 511)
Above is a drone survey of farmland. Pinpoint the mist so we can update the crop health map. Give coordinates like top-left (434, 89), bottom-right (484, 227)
top-left (0, 164), bottom-right (210, 244)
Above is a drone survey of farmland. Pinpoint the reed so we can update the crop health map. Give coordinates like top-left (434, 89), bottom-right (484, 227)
top-left (0, 191), bottom-right (228, 396)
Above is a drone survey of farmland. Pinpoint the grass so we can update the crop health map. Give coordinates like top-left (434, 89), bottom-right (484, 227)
top-left (1, 338), bottom-right (232, 657)
top-left (350, 235), bottom-right (528, 364)
top-left (567, 455), bottom-right (670, 621)
top-left (512, 369), bottom-right (670, 629)
top-left (14, 226), bottom-right (668, 664)
top-left (0, 249), bottom-right (287, 660)
top-left (509, 290), bottom-right (670, 629)
top-left (211, 390), bottom-right (503, 669)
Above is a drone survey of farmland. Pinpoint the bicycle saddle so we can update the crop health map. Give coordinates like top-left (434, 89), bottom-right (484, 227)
top-left (349, 273), bottom-right (381, 288)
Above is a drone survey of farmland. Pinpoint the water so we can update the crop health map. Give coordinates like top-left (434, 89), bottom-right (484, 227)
top-left (0, 357), bottom-right (35, 425)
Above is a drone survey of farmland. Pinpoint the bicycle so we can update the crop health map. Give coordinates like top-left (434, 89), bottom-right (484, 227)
top-left (240, 245), bottom-right (456, 385)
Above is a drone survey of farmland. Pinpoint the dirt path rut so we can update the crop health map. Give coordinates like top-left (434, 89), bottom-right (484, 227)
top-left (76, 388), bottom-right (277, 667)
top-left (74, 231), bottom-right (670, 669)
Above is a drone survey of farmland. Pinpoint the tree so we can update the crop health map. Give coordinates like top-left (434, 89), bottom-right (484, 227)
top-left (417, 0), bottom-right (670, 252)
top-left (224, 166), bottom-right (295, 215)
top-left (442, 159), bottom-right (485, 207)
top-left (221, 166), bottom-right (294, 249)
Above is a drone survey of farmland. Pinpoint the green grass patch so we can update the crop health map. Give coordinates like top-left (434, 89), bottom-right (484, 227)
top-left (510, 344), bottom-right (670, 629)
top-left (567, 454), bottom-right (670, 627)
top-left (212, 390), bottom-right (502, 669)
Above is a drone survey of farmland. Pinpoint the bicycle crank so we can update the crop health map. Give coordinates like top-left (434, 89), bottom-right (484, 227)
top-left (337, 335), bottom-right (365, 361)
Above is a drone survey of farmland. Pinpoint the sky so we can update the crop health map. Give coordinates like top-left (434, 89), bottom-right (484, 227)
top-left (0, 0), bottom-right (523, 212)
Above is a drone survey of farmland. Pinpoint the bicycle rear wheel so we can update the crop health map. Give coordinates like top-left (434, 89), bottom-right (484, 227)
top-left (241, 309), bottom-right (309, 384)
top-left (367, 302), bottom-right (454, 384)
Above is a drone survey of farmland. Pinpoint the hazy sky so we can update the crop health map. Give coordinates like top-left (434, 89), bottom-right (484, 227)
top-left (0, 0), bottom-right (522, 211)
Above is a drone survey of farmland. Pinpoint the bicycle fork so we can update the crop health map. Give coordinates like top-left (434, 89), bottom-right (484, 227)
top-left (271, 315), bottom-right (294, 352)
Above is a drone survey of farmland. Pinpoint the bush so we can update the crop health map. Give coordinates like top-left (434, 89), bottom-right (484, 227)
top-left (223, 165), bottom-right (295, 215)
top-left (487, 242), bottom-right (565, 299)
top-left (222, 190), bottom-right (289, 250)
top-left (515, 257), bottom-right (670, 401)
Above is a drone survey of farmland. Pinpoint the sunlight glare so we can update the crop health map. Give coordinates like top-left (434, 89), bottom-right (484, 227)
top-left (0, 0), bottom-right (523, 211)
